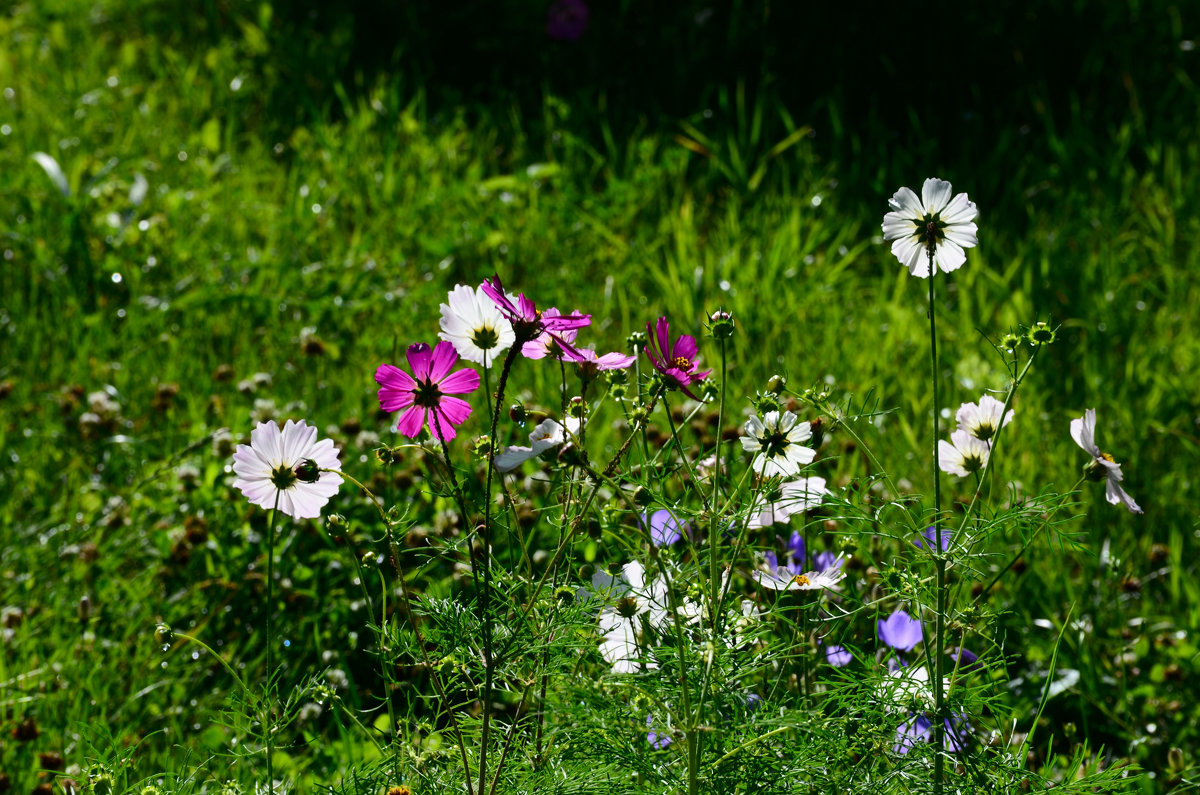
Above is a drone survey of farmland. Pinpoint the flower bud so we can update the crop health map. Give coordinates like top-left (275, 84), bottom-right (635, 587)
top-left (999, 332), bottom-right (1022, 354)
top-left (754, 392), bottom-right (781, 415)
top-left (472, 435), bottom-right (493, 459)
top-left (626, 330), bottom-right (647, 351)
top-left (708, 310), bottom-right (735, 339)
top-left (294, 458), bottom-right (321, 483)
top-left (325, 513), bottom-right (348, 540)
top-left (632, 486), bottom-right (654, 507)
top-left (568, 396), bottom-right (587, 419)
top-left (766, 374), bottom-right (787, 395)
top-left (699, 381), bottom-right (719, 403)
top-left (154, 623), bottom-right (174, 647)
top-left (509, 403), bottom-right (528, 424)
top-left (1026, 321), bottom-right (1056, 346)
top-left (375, 444), bottom-right (401, 466)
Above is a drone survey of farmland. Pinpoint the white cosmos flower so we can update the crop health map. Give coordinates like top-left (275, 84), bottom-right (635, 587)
top-left (1071, 408), bottom-right (1143, 514)
top-left (587, 561), bottom-right (670, 674)
top-left (438, 283), bottom-right (516, 367)
top-left (875, 664), bottom-right (949, 713)
top-left (747, 476), bottom-right (828, 529)
top-left (494, 418), bottom-right (566, 472)
top-left (882, 178), bottom-right (979, 278)
top-left (938, 429), bottom-right (990, 478)
top-left (955, 395), bottom-right (1013, 444)
top-left (753, 562), bottom-right (845, 593)
top-left (741, 411), bottom-right (816, 478)
top-left (232, 419), bottom-right (343, 519)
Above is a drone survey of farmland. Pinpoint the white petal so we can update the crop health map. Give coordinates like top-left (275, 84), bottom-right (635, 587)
top-left (921, 178), bottom-right (954, 214)
top-left (892, 237), bottom-right (928, 277)
top-left (887, 186), bottom-right (923, 216)
top-left (940, 192), bottom-right (978, 225)
top-left (882, 212), bottom-right (920, 241)
top-left (933, 239), bottom-right (967, 273)
top-left (1070, 410), bottom-right (1099, 456)
top-left (942, 221), bottom-right (978, 249)
top-left (1106, 479), bottom-right (1143, 514)
top-left (495, 446), bottom-right (536, 472)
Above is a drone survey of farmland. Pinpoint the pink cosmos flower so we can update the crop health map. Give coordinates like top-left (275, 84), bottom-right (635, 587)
top-left (565, 345), bottom-right (637, 378)
top-left (481, 275), bottom-right (590, 352)
top-left (375, 342), bottom-right (480, 442)
top-left (643, 317), bottom-right (711, 399)
top-left (522, 308), bottom-right (582, 359)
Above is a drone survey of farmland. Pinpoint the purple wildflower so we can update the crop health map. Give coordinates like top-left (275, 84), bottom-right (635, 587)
top-left (825, 645), bottom-right (852, 667)
top-left (646, 713), bottom-right (672, 749)
top-left (547, 0), bottom-right (589, 41)
top-left (877, 609), bottom-right (923, 652)
top-left (894, 713), bottom-right (970, 754)
top-left (641, 509), bottom-right (685, 547)
top-left (913, 526), bottom-right (953, 552)
top-left (643, 317), bottom-right (711, 399)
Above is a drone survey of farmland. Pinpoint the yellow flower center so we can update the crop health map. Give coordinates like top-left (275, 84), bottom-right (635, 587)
top-left (792, 574), bottom-right (811, 587)
top-left (671, 355), bottom-right (691, 369)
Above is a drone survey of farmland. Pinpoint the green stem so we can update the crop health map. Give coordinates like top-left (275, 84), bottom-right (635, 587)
top-left (265, 496), bottom-right (278, 795)
top-left (928, 257), bottom-right (946, 795)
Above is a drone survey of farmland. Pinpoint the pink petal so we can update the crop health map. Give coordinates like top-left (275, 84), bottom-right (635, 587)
top-left (437, 395), bottom-right (473, 427)
top-left (376, 364), bottom-right (417, 412)
top-left (395, 406), bottom-right (427, 438)
top-left (406, 343), bottom-right (434, 381)
top-left (672, 333), bottom-right (698, 361)
top-left (428, 409), bottom-right (458, 442)
top-left (439, 368), bottom-right (480, 395)
top-left (517, 293), bottom-right (537, 321)
top-left (652, 318), bottom-right (671, 358)
top-left (428, 340), bottom-right (459, 383)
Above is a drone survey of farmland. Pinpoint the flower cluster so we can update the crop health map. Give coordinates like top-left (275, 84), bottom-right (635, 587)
top-left (939, 394), bottom-right (1013, 478)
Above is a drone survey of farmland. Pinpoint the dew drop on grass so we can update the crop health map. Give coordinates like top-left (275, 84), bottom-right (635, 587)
top-left (191, 651), bottom-right (199, 660)
top-left (283, 639), bottom-right (291, 648)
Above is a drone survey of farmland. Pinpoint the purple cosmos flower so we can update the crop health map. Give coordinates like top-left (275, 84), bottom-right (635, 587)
top-left (481, 275), bottom-right (590, 350)
top-left (643, 317), bottom-right (711, 399)
top-left (813, 550), bottom-right (842, 573)
top-left (641, 508), bottom-right (685, 546)
top-left (949, 645), bottom-right (981, 673)
top-left (913, 526), bottom-right (952, 552)
top-left (825, 645), bottom-right (852, 667)
top-left (877, 609), bottom-right (923, 652)
top-left (646, 713), bottom-right (672, 749)
top-left (375, 342), bottom-right (480, 442)
top-left (521, 308), bottom-right (581, 359)
top-left (547, 0), bottom-right (589, 41)
top-left (893, 713), bottom-right (969, 754)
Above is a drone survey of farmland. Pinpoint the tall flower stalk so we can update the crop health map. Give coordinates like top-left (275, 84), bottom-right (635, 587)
top-left (884, 177), bottom-right (978, 794)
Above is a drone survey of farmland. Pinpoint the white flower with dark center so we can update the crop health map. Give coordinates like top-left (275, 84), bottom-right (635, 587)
top-left (438, 284), bottom-right (516, 367)
top-left (747, 476), bottom-right (828, 528)
top-left (955, 395), bottom-right (1013, 444)
top-left (882, 178), bottom-right (979, 277)
top-left (753, 563), bottom-right (845, 593)
top-left (1071, 408), bottom-right (1143, 514)
top-left (741, 411), bottom-right (815, 477)
top-left (938, 429), bottom-right (990, 478)
top-left (587, 561), bottom-right (670, 674)
top-left (232, 419), bottom-right (343, 519)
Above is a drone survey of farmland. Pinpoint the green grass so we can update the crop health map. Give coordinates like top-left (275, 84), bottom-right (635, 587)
top-left (2, 1), bottom-right (1199, 792)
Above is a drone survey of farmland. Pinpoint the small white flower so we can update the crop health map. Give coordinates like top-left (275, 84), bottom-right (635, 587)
top-left (1071, 409), bottom-right (1143, 514)
top-left (747, 476), bottom-right (828, 528)
top-left (231, 419), bottom-right (343, 519)
top-left (753, 561), bottom-right (845, 593)
top-left (875, 664), bottom-right (948, 713)
top-left (955, 395), bottom-right (1013, 443)
top-left (438, 283), bottom-right (516, 367)
top-left (494, 418), bottom-right (566, 472)
top-left (938, 429), bottom-right (990, 478)
top-left (741, 411), bottom-right (816, 478)
top-left (588, 561), bottom-right (670, 674)
top-left (882, 178), bottom-right (979, 278)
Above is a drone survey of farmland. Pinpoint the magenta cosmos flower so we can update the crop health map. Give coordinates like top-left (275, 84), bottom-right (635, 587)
top-left (375, 342), bottom-right (480, 442)
top-left (644, 317), bottom-right (711, 399)
top-left (481, 275), bottom-right (590, 351)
